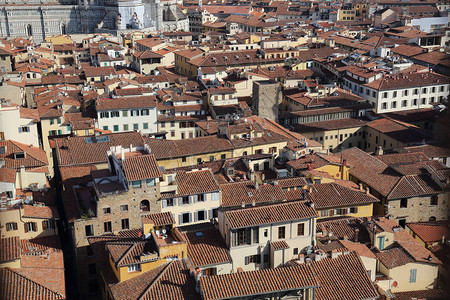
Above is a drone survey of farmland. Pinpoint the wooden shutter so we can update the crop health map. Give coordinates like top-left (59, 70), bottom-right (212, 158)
top-left (13, 223), bottom-right (17, 230)
top-left (33, 222), bottom-right (37, 231)
top-left (24, 223), bottom-right (29, 233)
top-left (6, 223), bottom-right (10, 231)
top-left (245, 256), bottom-right (249, 265)
top-left (42, 220), bottom-right (48, 230)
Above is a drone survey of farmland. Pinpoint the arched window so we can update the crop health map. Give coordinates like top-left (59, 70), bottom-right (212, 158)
top-left (26, 24), bottom-right (32, 37)
top-left (429, 216), bottom-right (437, 222)
top-left (140, 200), bottom-right (150, 212)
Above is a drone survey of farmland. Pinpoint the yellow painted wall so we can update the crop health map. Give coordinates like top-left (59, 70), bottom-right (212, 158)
top-left (46, 36), bottom-right (74, 45)
top-left (317, 203), bottom-right (373, 219)
top-left (379, 262), bottom-right (439, 292)
top-left (0, 209), bottom-right (57, 239)
top-left (0, 259), bottom-right (21, 269)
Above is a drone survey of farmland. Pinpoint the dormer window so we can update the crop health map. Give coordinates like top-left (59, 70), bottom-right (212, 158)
top-left (14, 152), bottom-right (25, 159)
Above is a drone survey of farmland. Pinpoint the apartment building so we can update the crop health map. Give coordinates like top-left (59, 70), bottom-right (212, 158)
top-left (0, 101), bottom-right (39, 147)
top-left (159, 169), bottom-right (221, 226)
top-left (341, 148), bottom-right (449, 225)
top-left (219, 201), bottom-right (317, 271)
top-left (344, 69), bottom-right (449, 113)
top-left (96, 96), bottom-right (158, 135)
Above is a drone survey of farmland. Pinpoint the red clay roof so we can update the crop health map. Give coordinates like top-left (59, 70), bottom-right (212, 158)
top-left (122, 154), bottom-right (161, 181)
top-left (0, 237), bottom-right (20, 262)
top-left (199, 262), bottom-right (318, 300)
top-left (224, 201), bottom-right (317, 229)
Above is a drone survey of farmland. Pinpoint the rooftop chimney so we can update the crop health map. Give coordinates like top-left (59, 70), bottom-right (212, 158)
top-left (375, 146), bottom-right (383, 156)
top-left (354, 229), bottom-right (359, 243)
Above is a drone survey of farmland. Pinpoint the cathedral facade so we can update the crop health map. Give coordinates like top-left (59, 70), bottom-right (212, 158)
top-left (0, 0), bottom-right (188, 43)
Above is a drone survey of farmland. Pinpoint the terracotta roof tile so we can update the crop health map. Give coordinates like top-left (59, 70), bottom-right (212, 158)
top-left (308, 252), bottom-right (379, 300)
top-left (220, 180), bottom-right (287, 208)
top-left (175, 169), bottom-right (220, 196)
top-left (224, 201), bottom-right (317, 229)
top-left (54, 132), bottom-right (145, 167)
top-left (122, 154), bottom-right (162, 181)
top-left (184, 228), bottom-right (232, 267)
top-left (22, 204), bottom-right (59, 219)
top-left (0, 237), bottom-right (20, 262)
top-left (306, 183), bottom-right (380, 209)
top-left (406, 222), bottom-right (450, 244)
top-left (96, 96), bottom-right (157, 110)
top-left (0, 140), bottom-right (48, 170)
top-left (271, 240), bottom-right (290, 250)
top-left (143, 212), bottom-right (175, 226)
top-left (0, 268), bottom-right (64, 300)
top-left (199, 262), bottom-right (318, 300)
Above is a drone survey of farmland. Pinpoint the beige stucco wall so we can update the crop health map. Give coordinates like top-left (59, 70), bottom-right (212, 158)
top-left (0, 208), bottom-right (58, 239)
top-left (379, 262), bottom-right (439, 292)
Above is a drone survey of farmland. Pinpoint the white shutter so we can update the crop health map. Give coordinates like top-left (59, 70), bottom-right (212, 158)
top-left (209, 209), bottom-right (213, 219)
top-left (178, 197), bottom-right (183, 206)
top-left (178, 214), bottom-right (183, 225)
top-left (188, 213), bottom-right (192, 223)
top-left (188, 195), bottom-right (193, 204)
top-left (18, 127), bottom-right (22, 133)
top-left (212, 192), bottom-right (219, 201)
top-left (173, 198), bottom-right (178, 206)
top-left (193, 195), bottom-right (198, 203)
top-left (194, 211), bottom-right (198, 222)
top-left (162, 200), bottom-right (167, 208)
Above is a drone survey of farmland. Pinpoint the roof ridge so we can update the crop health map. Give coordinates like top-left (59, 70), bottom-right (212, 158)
top-left (116, 242), bottom-right (140, 266)
top-left (4, 267), bottom-right (64, 299)
top-left (138, 261), bottom-right (174, 300)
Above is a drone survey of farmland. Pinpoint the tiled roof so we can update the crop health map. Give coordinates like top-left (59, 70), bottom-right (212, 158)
top-left (406, 222), bottom-right (450, 244)
top-left (224, 201), bottom-right (317, 229)
top-left (271, 240), bottom-right (290, 250)
top-left (0, 237), bottom-right (20, 262)
top-left (0, 140), bottom-right (48, 170)
top-left (96, 96), bottom-right (157, 110)
top-left (307, 183), bottom-right (379, 209)
top-left (377, 246), bottom-right (415, 268)
top-left (175, 169), bottom-right (220, 196)
top-left (376, 152), bottom-right (429, 166)
top-left (144, 136), bottom-right (234, 160)
top-left (122, 154), bottom-right (162, 181)
top-left (404, 144), bottom-right (450, 159)
top-left (22, 204), bottom-right (59, 219)
top-left (54, 132), bottom-right (145, 167)
top-left (0, 167), bottom-right (16, 183)
top-left (220, 180), bottom-right (287, 208)
top-left (364, 72), bottom-right (448, 90)
top-left (308, 252), bottom-right (379, 300)
top-left (143, 212), bottom-right (175, 226)
top-left (275, 177), bottom-right (308, 189)
top-left (184, 228), bottom-right (232, 267)
top-left (386, 174), bottom-right (443, 199)
top-left (0, 268), bottom-right (64, 300)
top-left (316, 217), bottom-right (371, 244)
top-left (339, 240), bottom-right (376, 259)
top-left (371, 217), bottom-right (441, 267)
top-left (393, 289), bottom-right (447, 300)
top-left (139, 259), bottom-right (199, 300)
top-left (199, 263), bottom-right (318, 300)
